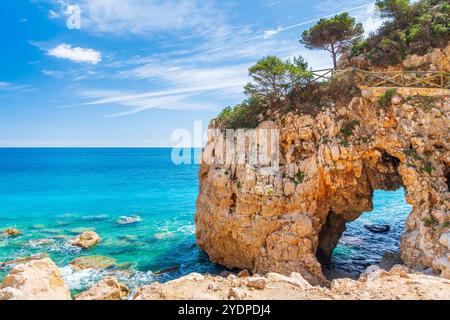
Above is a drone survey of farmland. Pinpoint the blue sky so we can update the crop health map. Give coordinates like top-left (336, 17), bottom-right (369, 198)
top-left (0, 0), bottom-right (383, 147)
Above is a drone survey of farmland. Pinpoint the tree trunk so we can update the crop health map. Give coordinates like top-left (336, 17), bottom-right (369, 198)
top-left (331, 43), bottom-right (337, 69)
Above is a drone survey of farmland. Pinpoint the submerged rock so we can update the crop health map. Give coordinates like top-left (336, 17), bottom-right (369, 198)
top-left (154, 266), bottom-right (180, 275)
top-left (75, 276), bottom-right (129, 300)
top-left (27, 239), bottom-right (55, 247)
top-left (68, 231), bottom-right (101, 249)
top-left (1, 228), bottom-right (21, 237)
top-left (364, 224), bottom-right (391, 234)
top-left (0, 258), bottom-right (71, 300)
top-left (116, 215), bottom-right (142, 225)
top-left (70, 256), bottom-right (117, 271)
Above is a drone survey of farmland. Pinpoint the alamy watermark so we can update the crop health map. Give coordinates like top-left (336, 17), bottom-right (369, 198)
top-left (56, 3), bottom-right (81, 30)
top-left (171, 121), bottom-right (280, 171)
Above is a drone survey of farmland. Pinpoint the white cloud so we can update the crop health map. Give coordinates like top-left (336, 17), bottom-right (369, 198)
top-left (47, 44), bottom-right (102, 64)
top-left (50, 0), bottom-right (230, 39)
top-left (0, 82), bottom-right (35, 92)
top-left (354, 4), bottom-right (385, 36)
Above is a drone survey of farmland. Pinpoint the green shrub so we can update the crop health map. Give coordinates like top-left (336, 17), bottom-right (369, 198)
top-left (340, 120), bottom-right (360, 138)
top-left (420, 161), bottom-right (433, 175)
top-left (294, 171), bottom-right (305, 185)
top-left (361, 0), bottom-right (449, 66)
top-left (379, 89), bottom-right (397, 108)
top-left (422, 217), bottom-right (438, 228)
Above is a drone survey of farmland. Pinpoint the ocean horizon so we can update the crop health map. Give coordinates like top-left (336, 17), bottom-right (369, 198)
top-left (0, 148), bottom-right (412, 292)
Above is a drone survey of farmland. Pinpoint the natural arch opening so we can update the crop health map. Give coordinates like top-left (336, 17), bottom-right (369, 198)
top-left (317, 151), bottom-right (413, 280)
top-left (323, 188), bottom-right (412, 279)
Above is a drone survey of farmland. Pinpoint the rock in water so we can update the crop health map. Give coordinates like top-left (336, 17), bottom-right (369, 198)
top-left (75, 276), bottom-right (129, 300)
top-left (68, 231), bottom-right (101, 249)
top-left (0, 258), bottom-right (71, 300)
top-left (116, 215), bottom-right (142, 225)
top-left (70, 256), bottom-right (117, 271)
top-left (1, 228), bottom-right (21, 237)
top-left (364, 224), bottom-right (391, 234)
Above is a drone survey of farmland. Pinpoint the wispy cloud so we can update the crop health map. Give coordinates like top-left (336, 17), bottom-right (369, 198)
top-left (47, 44), bottom-right (102, 64)
top-left (0, 82), bottom-right (35, 92)
top-left (50, 0), bottom-right (231, 40)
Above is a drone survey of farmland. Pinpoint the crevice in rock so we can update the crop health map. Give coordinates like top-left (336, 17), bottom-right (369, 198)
top-left (317, 211), bottom-right (347, 268)
top-left (444, 166), bottom-right (450, 192)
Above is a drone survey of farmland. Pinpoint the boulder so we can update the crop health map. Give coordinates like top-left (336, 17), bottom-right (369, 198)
top-left (237, 269), bottom-right (251, 278)
top-left (1, 228), bottom-right (21, 237)
top-left (116, 215), bottom-right (142, 225)
top-left (364, 224), bottom-right (390, 234)
top-left (228, 287), bottom-right (246, 300)
top-left (246, 277), bottom-right (267, 290)
top-left (0, 258), bottom-right (71, 300)
top-left (75, 276), bottom-right (129, 300)
top-left (68, 231), bottom-right (101, 249)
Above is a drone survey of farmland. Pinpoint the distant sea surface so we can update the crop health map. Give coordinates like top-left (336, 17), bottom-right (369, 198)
top-left (0, 148), bottom-right (411, 291)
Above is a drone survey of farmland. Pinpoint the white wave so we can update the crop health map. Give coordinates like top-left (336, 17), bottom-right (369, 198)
top-left (60, 266), bottom-right (108, 290)
top-left (177, 225), bottom-right (195, 236)
top-left (59, 265), bottom-right (156, 291)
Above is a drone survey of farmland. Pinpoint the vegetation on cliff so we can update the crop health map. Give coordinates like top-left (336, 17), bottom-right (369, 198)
top-left (216, 0), bottom-right (449, 129)
top-left (352, 0), bottom-right (449, 65)
top-left (300, 12), bottom-right (364, 69)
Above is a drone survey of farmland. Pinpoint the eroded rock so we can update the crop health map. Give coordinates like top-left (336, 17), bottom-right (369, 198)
top-left (0, 258), bottom-right (71, 300)
top-left (196, 87), bottom-right (450, 285)
top-left (1, 228), bottom-right (21, 237)
top-left (68, 231), bottom-right (101, 249)
top-left (75, 276), bottom-right (129, 300)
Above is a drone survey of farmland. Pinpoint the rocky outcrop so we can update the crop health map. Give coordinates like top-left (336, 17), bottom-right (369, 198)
top-left (0, 258), bottom-right (71, 300)
top-left (75, 276), bottom-right (129, 300)
top-left (68, 231), bottom-right (101, 249)
top-left (196, 90), bottom-right (450, 285)
top-left (403, 45), bottom-right (450, 71)
top-left (133, 268), bottom-right (450, 300)
top-left (1, 228), bottom-right (21, 237)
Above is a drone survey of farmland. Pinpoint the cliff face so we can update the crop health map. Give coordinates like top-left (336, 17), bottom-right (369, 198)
top-left (195, 75), bottom-right (450, 284)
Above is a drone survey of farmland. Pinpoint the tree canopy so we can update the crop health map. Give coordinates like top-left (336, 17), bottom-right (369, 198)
top-left (376, 0), bottom-right (410, 18)
top-left (244, 55), bottom-right (311, 105)
top-left (300, 12), bottom-right (364, 69)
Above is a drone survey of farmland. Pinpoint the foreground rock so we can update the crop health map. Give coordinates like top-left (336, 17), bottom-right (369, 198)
top-left (0, 258), bottom-right (71, 300)
top-left (0, 253), bottom-right (48, 268)
top-left (133, 268), bottom-right (450, 300)
top-left (1, 228), bottom-right (21, 237)
top-left (75, 276), bottom-right (129, 300)
top-left (70, 256), bottom-right (117, 271)
top-left (68, 231), bottom-right (101, 249)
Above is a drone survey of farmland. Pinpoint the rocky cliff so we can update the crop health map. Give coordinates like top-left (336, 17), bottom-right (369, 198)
top-left (195, 50), bottom-right (450, 285)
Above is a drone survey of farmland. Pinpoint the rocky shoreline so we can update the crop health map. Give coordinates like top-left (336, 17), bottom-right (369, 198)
top-left (0, 255), bottom-right (449, 300)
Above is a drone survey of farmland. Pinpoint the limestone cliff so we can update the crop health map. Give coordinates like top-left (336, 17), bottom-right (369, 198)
top-left (195, 53), bottom-right (450, 285)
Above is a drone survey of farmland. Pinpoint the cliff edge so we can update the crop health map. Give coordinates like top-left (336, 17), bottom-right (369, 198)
top-left (195, 47), bottom-right (450, 285)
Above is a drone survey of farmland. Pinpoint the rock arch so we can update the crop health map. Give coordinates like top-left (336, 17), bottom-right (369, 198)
top-left (195, 93), bottom-right (450, 285)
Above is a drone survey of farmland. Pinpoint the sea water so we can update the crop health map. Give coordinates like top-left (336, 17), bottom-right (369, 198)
top-left (0, 148), bottom-right (412, 291)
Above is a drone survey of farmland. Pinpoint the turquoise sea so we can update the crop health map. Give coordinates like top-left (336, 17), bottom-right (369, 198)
top-left (0, 148), bottom-right (412, 291)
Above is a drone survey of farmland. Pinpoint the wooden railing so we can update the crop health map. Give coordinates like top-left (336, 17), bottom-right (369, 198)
top-left (307, 68), bottom-right (450, 89)
top-left (352, 68), bottom-right (450, 89)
